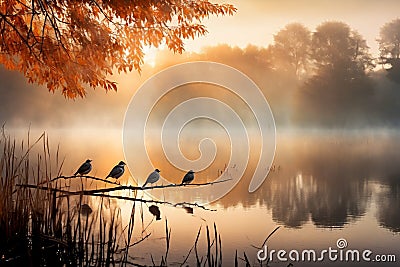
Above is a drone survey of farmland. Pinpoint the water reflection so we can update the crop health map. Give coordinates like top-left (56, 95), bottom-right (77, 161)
top-left (7, 128), bottom-right (400, 234)
top-left (218, 130), bottom-right (400, 231)
top-left (148, 205), bottom-right (162, 220)
top-left (377, 177), bottom-right (400, 232)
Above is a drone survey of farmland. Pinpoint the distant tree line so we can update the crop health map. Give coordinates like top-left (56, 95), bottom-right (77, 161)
top-left (267, 19), bottom-right (400, 127)
top-left (269, 20), bottom-right (400, 82)
top-left (3, 19), bottom-right (400, 128)
top-left (176, 19), bottom-right (400, 127)
top-left (153, 19), bottom-right (400, 127)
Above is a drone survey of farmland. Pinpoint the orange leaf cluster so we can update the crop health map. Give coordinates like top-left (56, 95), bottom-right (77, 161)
top-left (0, 0), bottom-right (236, 98)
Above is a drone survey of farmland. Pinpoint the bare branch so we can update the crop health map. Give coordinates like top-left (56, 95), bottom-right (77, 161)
top-left (16, 181), bottom-right (224, 211)
top-left (47, 175), bottom-right (120, 185)
top-left (18, 177), bottom-right (232, 196)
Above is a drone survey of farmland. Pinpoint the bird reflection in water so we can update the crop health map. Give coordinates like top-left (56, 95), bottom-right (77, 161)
top-left (148, 205), bottom-right (161, 220)
top-left (80, 204), bottom-right (93, 216)
top-left (183, 206), bottom-right (194, 214)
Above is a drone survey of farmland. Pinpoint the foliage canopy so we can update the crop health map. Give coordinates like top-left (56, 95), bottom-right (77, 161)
top-left (311, 21), bottom-right (373, 80)
top-left (0, 0), bottom-right (236, 97)
top-left (271, 23), bottom-right (311, 78)
top-left (379, 18), bottom-right (400, 60)
top-left (378, 18), bottom-right (400, 82)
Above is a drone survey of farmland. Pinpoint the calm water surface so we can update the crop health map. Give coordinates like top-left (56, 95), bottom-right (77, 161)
top-left (8, 128), bottom-right (400, 266)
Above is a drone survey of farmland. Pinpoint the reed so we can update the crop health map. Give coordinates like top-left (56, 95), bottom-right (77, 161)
top-left (0, 130), bottom-right (126, 266)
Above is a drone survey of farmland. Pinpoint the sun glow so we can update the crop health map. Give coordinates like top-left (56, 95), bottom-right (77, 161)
top-left (142, 45), bottom-right (160, 67)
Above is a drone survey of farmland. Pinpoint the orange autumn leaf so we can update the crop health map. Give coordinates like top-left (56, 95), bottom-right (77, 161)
top-left (0, 0), bottom-right (236, 98)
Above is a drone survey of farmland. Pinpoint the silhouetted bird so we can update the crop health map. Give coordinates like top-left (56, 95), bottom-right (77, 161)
top-left (106, 161), bottom-right (126, 179)
top-left (74, 159), bottom-right (92, 176)
top-left (148, 205), bottom-right (161, 220)
top-left (143, 169), bottom-right (161, 187)
top-left (181, 170), bottom-right (195, 184)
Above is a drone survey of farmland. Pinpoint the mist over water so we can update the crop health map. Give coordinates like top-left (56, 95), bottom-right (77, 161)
top-left (4, 126), bottom-right (399, 266)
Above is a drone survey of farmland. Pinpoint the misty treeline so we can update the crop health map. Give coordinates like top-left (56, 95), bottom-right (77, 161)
top-left (155, 19), bottom-right (400, 128)
top-left (2, 20), bottom-right (400, 129)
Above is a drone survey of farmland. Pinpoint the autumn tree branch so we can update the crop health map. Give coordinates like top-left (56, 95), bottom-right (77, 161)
top-left (0, 0), bottom-right (236, 97)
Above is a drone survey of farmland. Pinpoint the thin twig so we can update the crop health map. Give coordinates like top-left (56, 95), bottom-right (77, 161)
top-left (47, 175), bottom-right (119, 185)
top-left (15, 184), bottom-right (216, 211)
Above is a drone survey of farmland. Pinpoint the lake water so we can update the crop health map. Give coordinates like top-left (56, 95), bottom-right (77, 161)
top-left (7, 128), bottom-right (400, 266)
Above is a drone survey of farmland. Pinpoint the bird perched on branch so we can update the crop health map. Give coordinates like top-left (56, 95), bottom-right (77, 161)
top-left (143, 169), bottom-right (161, 188)
top-left (106, 161), bottom-right (126, 180)
top-left (74, 159), bottom-right (92, 176)
top-left (181, 170), bottom-right (195, 184)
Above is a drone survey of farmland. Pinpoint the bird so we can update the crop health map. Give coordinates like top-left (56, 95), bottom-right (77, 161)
top-left (74, 159), bottom-right (92, 176)
top-left (106, 161), bottom-right (126, 180)
top-left (181, 170), bottom-right (195, 184)
top-left (142, 169), bottom-right (161, 188)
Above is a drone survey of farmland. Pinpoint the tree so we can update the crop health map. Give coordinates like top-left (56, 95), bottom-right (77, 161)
top-left (311, 21), bottom-right (373, 80)
top-left (270, 23), bottom-right (311, 79)
top-left (378, 18), bottom-right (400, 82)
top-left (0, 1), bottom-right (236, 98)
top-left (379, 18), bottom-right (400, 60)
top-left (294, 22), bottom-right (375, 126)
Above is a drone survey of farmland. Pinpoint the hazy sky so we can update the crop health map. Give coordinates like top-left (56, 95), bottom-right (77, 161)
top-left (182, 0), bottom-right (400, 56)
